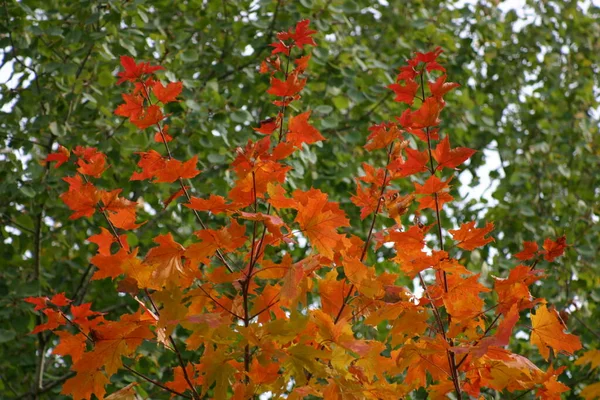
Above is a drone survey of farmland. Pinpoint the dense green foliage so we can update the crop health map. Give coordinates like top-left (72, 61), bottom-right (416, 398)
top-left (1, 0), bottom-right (598, 398)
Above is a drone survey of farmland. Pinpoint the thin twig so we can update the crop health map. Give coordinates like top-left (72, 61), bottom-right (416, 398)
top-left (15, 372), bottom-right (75, 400)
top-left (573, 314), bottom-right (600, 340)
top-left (123, 365), bottom-right (192, 399)
top-left (139, 82), bottom-right (235, 274)
top-left (455, 313), bottom-right (502, 369)
top-left (334, 141), bottom-right (395, 325)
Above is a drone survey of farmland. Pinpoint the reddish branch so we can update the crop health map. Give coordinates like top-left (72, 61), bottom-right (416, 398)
top-left (79, 174), bottom-right (201, 399)
top-left (419, 70), bottom-right (463, 400)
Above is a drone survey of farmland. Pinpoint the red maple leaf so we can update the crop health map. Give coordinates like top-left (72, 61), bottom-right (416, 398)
top-left (270, 41), bottom-right (291, 56)
top-left (163, 186), bottom-right (189, 208)
top-left (117, 55), bottom-right (164, 84)
top-left (185, 194), bottom-right (233, 214)
top-left (432, 135), bottom-right (476, 170)
top-left (44, 145), bottom-right (70, 168)
top-left (295, 55), bottom-right (311, 73)
top-left (429, 74), bottom-right (460, 98)
top-left (267, 72), bottom-right (306, 98)
top-left (414, 47), bottom-right (445, 73)
top-left (411, 97), bottom-right (443, 128)
top-left (130, 150), bottom-right (166, 181)
top-left (391, 147), bottom-right (430, 177)
top-left (153, 81), bottom-right (183, 103)
top-left (542, 236), bottom-right (568, 262)
top-left (364, 122), bottom-right (401, 151)
top-left (130, 105), bottom-right (163, 130)
top-left (75, 150), bottom-right (108, 178)
top-left (276, 19), bottom-right (317, 49)
top-left (253, 117), bottom-right (280, 135)
top-left (154, 124), bottom-right (173, 143)
top-left (388, 79), bottom-right (419, 105)
top-left (114, 93), bottom-right (144, 120)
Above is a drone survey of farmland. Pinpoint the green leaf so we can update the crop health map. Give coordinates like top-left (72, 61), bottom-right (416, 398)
top-left (181, 50), bottom-right (199, 62)
top-left (231, 110), bottom-right (252, 123)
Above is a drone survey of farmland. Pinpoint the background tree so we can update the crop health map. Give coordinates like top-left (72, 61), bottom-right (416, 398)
top-left (1, 0), bottom-right (598, 399)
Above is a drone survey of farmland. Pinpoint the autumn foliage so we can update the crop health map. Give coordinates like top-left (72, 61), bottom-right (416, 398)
top-left (29, 20), bottom-right (583, 399)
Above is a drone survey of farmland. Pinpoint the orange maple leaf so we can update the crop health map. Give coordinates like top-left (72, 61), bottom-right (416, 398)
top-left (249, 359), bottom-right (281, 385)
top-left (83, 313), bottom-right (153, 375)
top-left (88, 227), bottom-right (120, 256)
top-left (319, 269), bottom-right (348, 319)
top-left (494, 265), bottom-right (544, 314)
top-left (396, 336), bottom-right (450, 388)
top-left (90, 246), bottom-right (130, 280)
top-left (61, 368), bottom-right (109, 400)
top-left (185, 194), bottom-right (233, 214)
top-left (531, 305), bottom-right (582, 360)
top-left (542, 236), bottom-right (568, 262)
top-left (514, 241), bottom-right (539, 261)
top-left (100, 189), bottom-right (143, 230)
top-left (154, 156), bottom-right (201, 183)
top-left (53, 331), bottom-right (87, 363)
top-left (350, 181), bottom-right (379, 220)
top-left (145, 233), bottom-right (186, 288)
top-left (267, 183), bottom-right (298, 210)
top-left (286, 111), bottom-right (325, 148)
top-left (449, 221), bottom-right (494, 251)
top-left (342, 256), bottom-right (384, 299)
top-left (293, 189), bottom-right (349, 259)
top-left (441, 273), bottom-right (491, 321)
top-left (130, 150), bottom-right (166, 181)
top-left (185, 220), bottom-right (247, 266)
top-left (60, 175), bottom-right (100, 219)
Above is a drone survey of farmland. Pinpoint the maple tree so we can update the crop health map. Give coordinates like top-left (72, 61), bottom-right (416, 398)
top-left (24, 19), bottom-right (589, 400)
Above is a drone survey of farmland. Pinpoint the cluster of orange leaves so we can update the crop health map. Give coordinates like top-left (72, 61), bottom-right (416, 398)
top-left (31, 19), bottom-right (586, 400)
